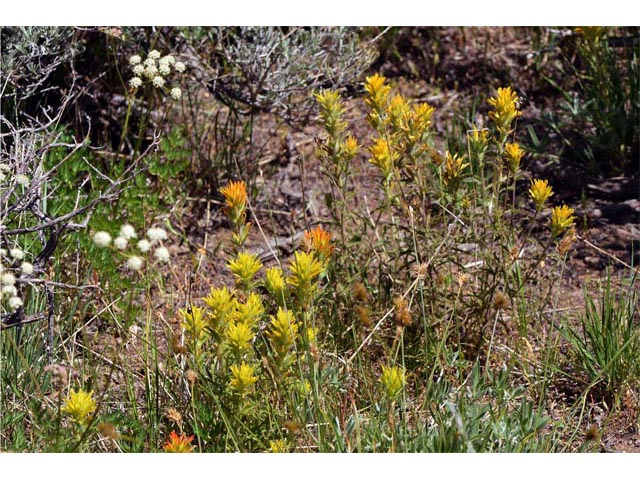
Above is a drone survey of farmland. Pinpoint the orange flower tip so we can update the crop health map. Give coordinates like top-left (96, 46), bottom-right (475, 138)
top-left (163, 431), bottom-right (195, 453)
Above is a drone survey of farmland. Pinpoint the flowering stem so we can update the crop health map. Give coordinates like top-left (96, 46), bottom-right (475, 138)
top-left (117, 97), bottom-right (134, 155)
top-left (513, 235), bottom-right (554, 295)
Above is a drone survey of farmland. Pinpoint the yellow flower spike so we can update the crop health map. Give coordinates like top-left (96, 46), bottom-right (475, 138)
top-left (488, 86), bottom-right (522, 135)
top-left (368, 137), bottom-right (396, 179)
top-left (411, 102), bottom-right (436, 135)
top-left (180, 306), bottom-right (209, 345)
top-left (235, 292), bottom-right (265, 329)
top-left (287, 250), bottom-right (326, 303)
top-left (442, 151), bottom-right (469, 193)
top-left (315, 89), bottom-right (342, 110)
top-left (61, 388), bottom-right (97, 426)
top-left (227, 251), bottom-right (263, 290)
top-left (364, 74), bottom-right (390, 103)
top-left (304, 326), bottom-right (318, 346)
top-left (268, 307), bottom-right (299, 358)
top-left (380, 365), bottom-right (405, 402)
top-left (225, 321), bottom-right (255, 356)
top-left (504, 142), bottom-right (525, 174)
top-left (315, 89), bottom-right (347, 136)
top-left (343, 135), bottom-right (359, 159)
top-left (387, 93), bottom-right (410, 129)
top-left (551, 205), bottom-right (576, 238)
top-left (220, 180), bottom-right (247, 211)
top-left (300, 379), bottom-right (312, 395)
top-left (303, 225), bottom-right (333, 261)
top-left (443, 152), bottom-right (468, 177)
top-left (163, 431), bottom-right (195, 453)
top-left (469, 126), bottom-right (489, 147)
top-left (220, 180), bottom-right (251, 246)
top-left (203, 286), bottom-right (236, 335)
top-left (220, 180), bottom-right (248, 225)
top-left (364, 74), bottom-right (391, 129)
top-left (575, 26), bottom-right (605, 43)
top-left (528, 179), bottom-right (554, 212)
top-left (268, 439), bottom-right (289, 453)
top-left (229, 362), bottom-right (259, 397)
top-left (265, 267), bottom-right (287, 306)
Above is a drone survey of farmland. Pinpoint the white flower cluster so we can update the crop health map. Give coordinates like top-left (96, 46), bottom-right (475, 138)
top-left (0, 163), bottom-right (31, 187)
top-left (1, 246), bottom-right (34, 312)
top-left (128, 49), bottom-right (185, 100)
top-left (91, 223), bottom-right (172, 272)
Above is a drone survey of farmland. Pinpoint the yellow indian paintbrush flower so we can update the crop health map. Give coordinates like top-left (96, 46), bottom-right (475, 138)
top-left (228, 251), bottom-right (263, 289)
top-left (315, 89), bottom-right (348, 137)
top-left (551, 205), bottom-right (576, 237)
top-left (265, 267), bottom-right (287, 306)
top-left (442, 151), bottom-right (469, 194)
top-left (504, 142), bottom-right (525, 174)
top-left (225, 321), bottom-right (254, 356)
top-left (488, 86), bottom-right (522, 135)
top-left (387, 93), bottom-right (410, 130)
top-left (380, 365), bottom-right (405, 402)
top-left (304, 326), bottom-right (318, 347)
top-left (364, 74), bottom-right (391, 130)
top-left (343, 135), bottom-right (359, 159)
top-left (203, 286), bottom-right (236, 335)
top-left (411, 102), bottom-right (436, 136)
top-left (180, 306), bottom-right (208, 344)
top-left (229, 362), bottom-right (259, 396)
top-left (220, 180), bottom-right (246, 209)
top-left (268, 307), bottom-right (299, 358)
top-left (469, 126), bottom-right (489, 148)
top-left (369, 137), bottom-right (395, 179)
top-left (220, 181), bottom-right (247, 220)
top-left (528, 179), bottom-right (554, 212)
top-left (575, 26), bottom-right (605, 43)
top-left (364, 74), bottom-right (390, 107)
top-left (268, 439), bottom-right (289, 453)
top-left (62, 388), bottom-right (97, 426)
top-left (234, 292), bottom-right (264, 329)
top-left (287, 250), bottom-right (325, 303)
top-left (220, 180), bottom-right (251, 246)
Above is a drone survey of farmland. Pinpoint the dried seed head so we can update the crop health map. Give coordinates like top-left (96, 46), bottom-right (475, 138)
top-left (98, 423), bottom-right (120, 440)
top-left (171, 337), bottom-right (188, 355)
top-left (411, 263), bottom-right (428, 280)
top-left (585, 425), bottom-right (600, 442)
top-left (393, 296), bottom-right (412, 327)
top-left (352, 281), bottom-right (368, 303)
top-left (185, 369), bottom-right (198, 385)
top-left (282, 420), bottom-right (302, 436)
top-left (456, 272), bottom-right (470, 288)
top-left (356, 305), bottom-right (372, 327)
top-left (165, 407), bottom-right (184, 429)
top-left (493, 291), bottom-right (509, 310)
top-left (557, 226), bottom-right (577, 256)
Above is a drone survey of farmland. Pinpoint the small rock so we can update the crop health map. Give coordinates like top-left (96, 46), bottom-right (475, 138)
top-left (590, 199), bottom-right (640, 224)
top-left (456, 243), bottom-right (478, 253)
top-left (584, 256), bottom-right (605, 269)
